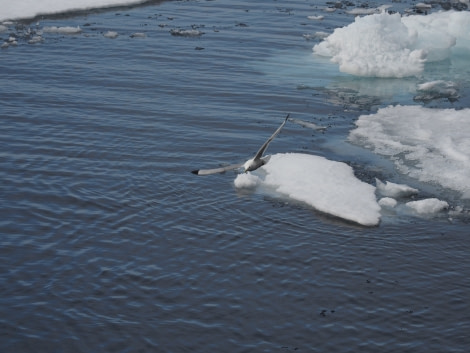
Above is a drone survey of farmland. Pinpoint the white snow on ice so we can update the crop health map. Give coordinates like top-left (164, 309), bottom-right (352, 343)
top-left (349, 105), bottom-right (470, 198)
top-left (313, 11), bottom-right (470, 77)
top-left (234, 173), bottom-right (259, 189)
top-left (0, 0), bottom-right (148, 21)
top-left (234, 153), bottom-right (381, 226)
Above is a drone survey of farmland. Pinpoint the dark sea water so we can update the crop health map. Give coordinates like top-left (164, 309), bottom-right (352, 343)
top-left (1, 0), bottom-right (469, 352)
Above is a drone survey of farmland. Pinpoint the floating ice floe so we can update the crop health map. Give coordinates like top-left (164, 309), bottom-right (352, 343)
top-left (376, 178), bottom-right (418, 198)
top-left (313, 10), bottom-right (470, 77)
top-left (349, 105), bottom-right (470, 198)
top-left (346, 5), bottom-right (392, 15)
top-left (406, 198), bottom-right (449, 215)
top-left (307, 15), bottom-right (324, 21)
top-left (130, 32), bottom-right (146, 38)
top-left (43, 26), bottom-right (82, 34)
top-left (28, 35), bottom-right (43, 44)
top-left (103, 31), bottom-right (119, 39)
top-left (235, 153), bottom-right (381, 226)
top-left (0, 0), bottom-right (149, 21)
top-left (234, 152), bottom-right (458, 224)
top-left (414, 3), bottom-right (432, 12)
top-left (303, 32), bottom-right (330, 41)
top-left (378, 197), bottom-right (398, 208)
top-left (414, 80), bottom-right (459, 102)
top-left (170, 29), bottom-right (204, 37)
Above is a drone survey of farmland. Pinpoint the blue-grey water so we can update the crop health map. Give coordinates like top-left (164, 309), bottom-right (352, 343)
top-left (1, 0), bottom-right (469, 352)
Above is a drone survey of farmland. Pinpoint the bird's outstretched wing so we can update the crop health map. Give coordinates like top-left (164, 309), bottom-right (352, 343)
top-left (253, 114), bottom-right (289, 161)
top-left (191, 114), bottom-right (289, 176)
top-left (191, 163), bottom-right (244, 176)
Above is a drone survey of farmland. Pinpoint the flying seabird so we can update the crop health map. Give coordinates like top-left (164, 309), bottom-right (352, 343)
top-left (191, 114), bottom-right (289, 175)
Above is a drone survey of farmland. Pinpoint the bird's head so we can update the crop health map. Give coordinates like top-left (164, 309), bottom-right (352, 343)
top-left (243, 158), bottom-right (254, 173)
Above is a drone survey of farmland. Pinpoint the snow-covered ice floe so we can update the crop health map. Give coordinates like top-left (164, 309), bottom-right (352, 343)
top-left (378, 197), bottom-right (398, 209)
top-left (235, 153), bottom-right (381, 226)
top-left (313, 10), bottom-right (470, 77)
top-left (375, 179), bottom-right (450, 218)
top-left (0, 0), bottom-right (149, 21)
top-left (376, 178), bottom-right (418, 198)
top-left (234, 153), bottom-right (458, 225)
top-left (349, 105), bottom-right (470, 199)
top-left (414, 80), bottom-right (460, 102)
top-left (406, 198), bottom-right (449, 215)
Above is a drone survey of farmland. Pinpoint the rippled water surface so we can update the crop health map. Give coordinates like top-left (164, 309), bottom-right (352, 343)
top-left (1, 0), bottom-right (469, 352)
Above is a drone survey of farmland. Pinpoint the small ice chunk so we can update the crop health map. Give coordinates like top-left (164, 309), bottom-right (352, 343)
top-left (417, 80), bottom-right (455, 91)
top-left (170, 29), bottom-right (204, 37)
top-left (379, 197), bottom-right (398, 208)
top-left (346, 5), bottom-right (391, 15)
top-left (43, 26), bottom-right (82, 34)
top-left (130, 32), bottom-right (146, 38)
top-left (415, 80), bottom-right (459, 102)
top-left (449, 205), bottom-right (464, 217)
top-left (103, 31), bottom-right (119, 39)
top-left (303, 32), bottom-right (329, 40)
top-left (289, 117), bottom-right (327, 132)
top-left (415, 3), bottom-right (432, 11)
top-left (0, 24), bottom-right (7, 32)
top-left (376, 178), bottom-right (418, 198)
top-left (406, 198), bottom-right (449, 215)
top-left (234, 173), bottom-right (260, 189)
top-left (28, 35), bottom-right (43, 44)
top-left (307, 15), bottom-right (324, 20)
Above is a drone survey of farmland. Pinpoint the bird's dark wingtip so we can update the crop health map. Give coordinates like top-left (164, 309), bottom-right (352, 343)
top-left (191, 170), bottom-right (199, 175)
